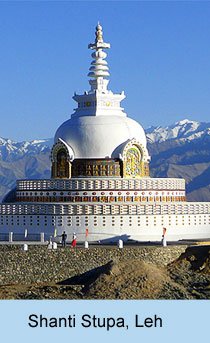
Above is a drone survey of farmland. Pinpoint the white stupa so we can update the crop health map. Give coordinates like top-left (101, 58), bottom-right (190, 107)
top-left (0, 24), bottom-right (210, 243)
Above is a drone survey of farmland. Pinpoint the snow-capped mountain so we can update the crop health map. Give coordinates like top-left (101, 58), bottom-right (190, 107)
top-left (145, 119), bottom-right (210, 143)
top-left (0, 137), bottom-right (53, 161)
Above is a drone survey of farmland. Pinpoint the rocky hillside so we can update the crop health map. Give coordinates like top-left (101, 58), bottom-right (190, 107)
top-left (0, 119), bottom-right (210, 201)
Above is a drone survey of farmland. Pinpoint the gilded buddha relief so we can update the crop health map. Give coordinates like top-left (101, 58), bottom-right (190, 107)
top-left (51, 140), bottom-right (72, 179)
top-left (57, 149), bottom-right (69, 178)
top-left (122, 140), bottom-right (147, 178)
top-left (125, 147), bottom-right (142, 177)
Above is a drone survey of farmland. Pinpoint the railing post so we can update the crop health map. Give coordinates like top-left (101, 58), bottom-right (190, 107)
top-left (118, 239), bottom-right (123, 249)
top-left (9, 232), bottom-right (13, 243)
top-left (40, 232), bottom-right (45, 243)
top-left (53, 242), bottom-right (57, 250)
top-left (23, 243), bottom-right (28, 251)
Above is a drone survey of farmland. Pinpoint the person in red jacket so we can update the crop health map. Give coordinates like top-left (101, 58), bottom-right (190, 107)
top-left (71, 232), bottom-right (77, 248)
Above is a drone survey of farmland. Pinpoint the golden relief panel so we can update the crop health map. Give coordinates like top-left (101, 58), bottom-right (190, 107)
top-left (18, 195), bottom-right (185, 203)
top-left (72, 159), bottom-right (121, 177)
top-left (122, 140), bottom-right (150, 178)
top-left (125, 146), bottom-right (142, 177)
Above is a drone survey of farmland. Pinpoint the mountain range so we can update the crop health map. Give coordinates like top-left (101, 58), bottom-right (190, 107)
top-left (0, 119), bottom-right (210, 202)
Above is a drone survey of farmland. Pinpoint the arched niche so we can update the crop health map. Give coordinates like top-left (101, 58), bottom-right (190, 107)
top-left (56, 149), bottom-right (69, 178)
top-left (122, 139), bottom-right (150, 178)
top-left (51, 140), bottom-right (73, 179)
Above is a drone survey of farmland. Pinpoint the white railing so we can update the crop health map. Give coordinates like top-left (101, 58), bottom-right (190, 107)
top-left (16, 177), bottom-right (186, 191)
top-left (1, 202), bottom-right (209, 216)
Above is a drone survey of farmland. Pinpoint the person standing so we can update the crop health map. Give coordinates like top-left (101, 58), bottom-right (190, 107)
top-left (71, 232), bottom-right (77, 248)
top-left (162, 227), bottom-right (167, 247)
top-left (61, 231), bottom-right (67, 248)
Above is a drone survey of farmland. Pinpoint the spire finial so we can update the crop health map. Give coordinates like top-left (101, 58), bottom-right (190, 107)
top-left (88, 22), bottom-right (110, 50)
top-left (88, 23), bottom-right (111, 92)
top-left (95, 22), bottom-right (103, 43)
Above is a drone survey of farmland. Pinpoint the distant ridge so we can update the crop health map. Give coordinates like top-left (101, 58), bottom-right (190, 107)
top-left (0, 137), bottom-right (53, 161)
top-left (146, 119), bottom-right (210, 143)
top-left (146, 119), bottom-right (210, 201)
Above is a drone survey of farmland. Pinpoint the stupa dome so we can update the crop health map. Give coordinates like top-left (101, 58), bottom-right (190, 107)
top-left (54, 114), bottom-right (147, 159)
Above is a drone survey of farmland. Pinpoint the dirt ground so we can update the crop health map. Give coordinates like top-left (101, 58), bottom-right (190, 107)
top-left (0, 245), bottom-right (209, 300)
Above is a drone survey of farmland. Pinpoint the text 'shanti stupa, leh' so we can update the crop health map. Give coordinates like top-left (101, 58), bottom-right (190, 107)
top-left (1, 24), bottom-right (210, 242)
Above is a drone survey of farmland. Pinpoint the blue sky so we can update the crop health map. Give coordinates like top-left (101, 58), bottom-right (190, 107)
top-left (1, 1), bottom-right (210, 141)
